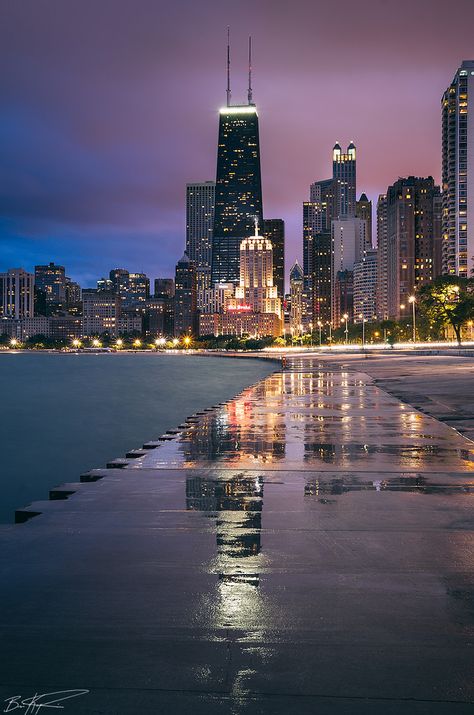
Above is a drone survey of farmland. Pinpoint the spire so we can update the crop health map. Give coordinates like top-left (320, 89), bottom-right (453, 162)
top-left (226, 27), bottom-right (231, 107)
top-left (254, 217), bottom-right (259, 236)
top-left (248, 36), bottom-right (253, 105)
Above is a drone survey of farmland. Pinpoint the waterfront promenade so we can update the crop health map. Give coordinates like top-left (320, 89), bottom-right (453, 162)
top-left (0, 355), bottom-right (473, 713)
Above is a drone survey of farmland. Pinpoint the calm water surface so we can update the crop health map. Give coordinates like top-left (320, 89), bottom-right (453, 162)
top-left (0, 352), bottom-right (275, 523)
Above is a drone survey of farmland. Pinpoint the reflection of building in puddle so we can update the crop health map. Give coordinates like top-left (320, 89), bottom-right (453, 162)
top-left (303, 441), bottom-right (469, 468)
top-left (186, 473), bottom-right (263, 574)
top-left (304, 475), bottom-right (474, 496)
top-left (180, 403), bottom-right (285, 464)
top-left (186, 473), bottom-right (265, 631)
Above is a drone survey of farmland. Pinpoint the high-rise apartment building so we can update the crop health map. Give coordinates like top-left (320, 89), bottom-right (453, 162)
top-left (376, 194), bottom-right (389, 320)
top-left (312, 231), bottom-right (332, 324)
top-left (356, 193), bottom-right (372, 248)
top-left (385, 176), bottom-right (442, 320)
top-left (333, 142), bottom-right (356, 218)
top-left (289, 261), bottom-right (304, 335)
top-left (0, 268), bottom-right (35, 319)
top-left (127, 273), bottom-right (150, 306)
top-left (442, 60), bottom-right (474, 277)
top-left (263, 219), bottom-right (285, 299)
top-left (109, 269), bottom-right (130, 298)
top-left (354, 249), bottom-right (377, 323)
top-left (186, 182), bottom-right (215, 305)
top-left (65, 277), bottom-right (81, 307)
top-left (211, 104), bottom-right (263, 286)
top-left (234, 225), bottom-right (281, 317)
top-left (35, 263), bottom-right (66, 306)
top-left (174, 252), bottom-right (198, 336)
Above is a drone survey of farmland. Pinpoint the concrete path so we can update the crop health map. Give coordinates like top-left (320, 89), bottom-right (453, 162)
top-left (1, 358), bottom-right (473, 713)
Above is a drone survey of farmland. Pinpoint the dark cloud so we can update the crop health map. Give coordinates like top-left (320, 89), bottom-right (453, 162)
top-left (1, 0), bottom-right (474, 284)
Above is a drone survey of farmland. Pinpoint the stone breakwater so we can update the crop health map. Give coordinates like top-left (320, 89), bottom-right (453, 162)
top-left (0, 355), bottom-right (473, 714)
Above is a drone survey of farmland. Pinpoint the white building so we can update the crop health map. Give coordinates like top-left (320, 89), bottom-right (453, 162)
top-left (353, 250), bottom-right (378, 323)
top-left (442, 60), bottom-right (474, 277)
top-left (0, 268), bottom-right (35, 319)
top-left (234, 225), bottom-right (281, 318)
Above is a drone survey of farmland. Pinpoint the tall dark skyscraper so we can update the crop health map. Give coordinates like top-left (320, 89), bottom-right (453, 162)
top-left (263, 218), bottom-right (285, 299)
top-left (211, 38), bottom-right (264, 286)
top-left (332, 142), bottom-right (356, 218)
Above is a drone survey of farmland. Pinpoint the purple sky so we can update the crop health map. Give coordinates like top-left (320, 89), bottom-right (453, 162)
top-left (1, 0), bottom-right (474, 286)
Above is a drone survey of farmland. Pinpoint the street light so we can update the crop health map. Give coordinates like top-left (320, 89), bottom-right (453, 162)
top-left (358, 313), bottom-right (366, 349)
top-left (309, 322), bottom-right (313, 347)
top-left (342, 313), bottom-right (349, 345)
top-left (172, 338), bottom-right (179, 347)
top-left (10, 338), bottom-right (18, 348)
top-left (317, 320), bottom-right (322, 346)
top-left (326, 321), bottom-right (332, 344)
top-left (408, 295), bottom-right (416, 343)
top-left (116, 338), bottom-right (123, 349)
top-left (133, 339), bottom-right (141, 349)
top-left (72, 339), bottom-right (81, 349)
top-left (183, 336), bottom-right (191, 349)
top-left (92, 338), bottom-right (101, 348)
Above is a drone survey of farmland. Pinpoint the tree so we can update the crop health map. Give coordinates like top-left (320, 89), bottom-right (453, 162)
top-left (418, 276), bottom-right (474, 345)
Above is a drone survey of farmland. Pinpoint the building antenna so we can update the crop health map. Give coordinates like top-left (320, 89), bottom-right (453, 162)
top-left (248, 35), bottom-right (253, 105)
top-left (226, 26), bottom-right (231, 107)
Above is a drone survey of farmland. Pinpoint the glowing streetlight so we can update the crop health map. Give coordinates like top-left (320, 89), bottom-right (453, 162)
top-left (183, 336), bottom-right (191, 349)
top-left (116, 338), bottom-right (123, 349)
top-left (10, 338), bottom-right (18, 348)
top-left (133, 339), bottom-right (141, 349)
top-left (92, 339), bottom-right (101, 348)
top-left (172, 338), bottom-right (179, 347)
top-left (408, 295), bottom-right (416, 343)
top-left (72, 339), bottom-right (81, 349)
top-left (342, 313), bottom-right (349, 345)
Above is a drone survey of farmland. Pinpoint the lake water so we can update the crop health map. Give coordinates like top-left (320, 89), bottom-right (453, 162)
top-left (0, 352), bottom-right (276, 523)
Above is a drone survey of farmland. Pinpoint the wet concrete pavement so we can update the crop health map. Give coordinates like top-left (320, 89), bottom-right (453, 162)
top-left (0, 356), bottom-right (473, 713)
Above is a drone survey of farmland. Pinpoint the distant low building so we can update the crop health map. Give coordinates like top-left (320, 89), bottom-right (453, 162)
top-left (199, 311), bottom-right (281, 338)
top-left (82, 289), bottom-right (121, 336)
top-left (50, 315), bottom-right (83, 341)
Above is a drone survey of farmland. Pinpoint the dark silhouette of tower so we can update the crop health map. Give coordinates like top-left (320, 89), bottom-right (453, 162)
top-left (211, 34), bottom-right (264, 286)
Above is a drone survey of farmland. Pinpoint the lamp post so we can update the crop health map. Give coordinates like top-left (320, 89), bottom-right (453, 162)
top-left (359, 313), bottom-right (366, 349)
top-left (317, 320), bottom-right (322, 346)
top-left (299, 323), bottom-right (304, 346)
top-left (327, 321), bottom-right (332, 344)
top-left (343, 313), bottom-right (349, 345)
top-left (309, 322), bottom-right (313, 347)
top-left (408, 295), bottom-right (416, 344)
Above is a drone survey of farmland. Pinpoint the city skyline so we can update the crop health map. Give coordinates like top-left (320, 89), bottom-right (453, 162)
top-left (2, 0), bottom-right (474, 285)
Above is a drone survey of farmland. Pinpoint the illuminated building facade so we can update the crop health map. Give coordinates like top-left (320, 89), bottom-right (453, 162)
top-left (174, 252), bottom-right (198, 336)
top-left (332, 142), bottom-right (356, 218)
top-left (356, 193), bottom-right (372, 247)
top-left (186, 181), bottom-right (215, 307)
top-left (0, 268), bottom-right (35, 319)
top-left (34, 263), bottom-right (66, 306)
top-left (82, 289), bottom-right (121, 336)
top-left (289, 261), bottom-right (304, 335)
top-left (234, 225), bottom-right (281, 317)
top-left (376, 194), bottom-right (389, 320)
top-left (211, 105), bottom-right (263, 285)
top-left (442, 60), bottom-right (474, 277)
top-left (385, 177), bottom-right (441, 320)
top-left (263, 218), bottom-right (285, 299)
top-left (353, 249), bottom-right (377, 323)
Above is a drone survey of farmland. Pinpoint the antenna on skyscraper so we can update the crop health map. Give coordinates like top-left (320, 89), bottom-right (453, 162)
top-left (226, 26), bottom-right (231, 107)
top-left (248, 36), bottom-right (253, 105)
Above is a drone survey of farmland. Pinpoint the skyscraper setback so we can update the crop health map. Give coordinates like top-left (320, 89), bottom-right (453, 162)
top-left (442, 60), bottom-right (474, 277)
top-left (211, 39), bottom-right (263, 286)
